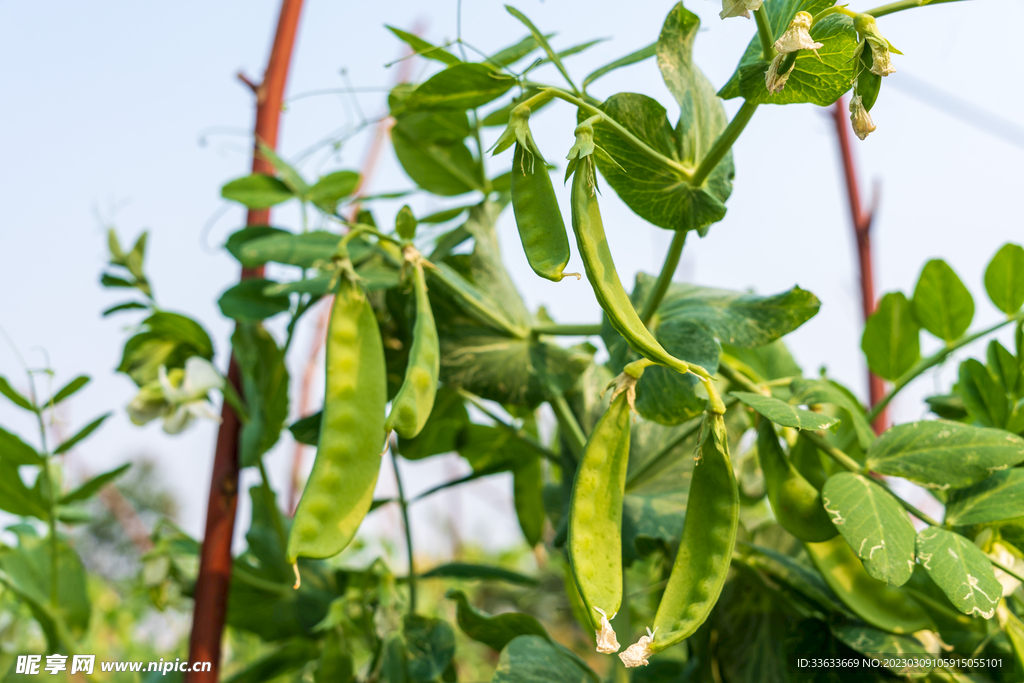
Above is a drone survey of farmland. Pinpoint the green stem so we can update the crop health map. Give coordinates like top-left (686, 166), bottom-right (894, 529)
top-left (456, 389), bottom-right (561, 464)
top-left (540, 88), bottom-right (693, 179)
top-left (717, 361), bottom-right (767, 395)
top-left (690, 100), bottom-right (758, 187)
top-left (29, 374), bottom-right (59, 609)
top-left (753, 7), bottom-right (775, 60)
top-left (811, 5), bottom-right (859, 25)
top-left (391, 452), bottom-right (417, 615)
top-left (220, 380), bottom-right (250, 424)
top-left (641, 230), bottom-right (686, 326)
top-left (866, 313), bottom-right (1024, 423)
top-left (531, 323), bottom-right (602, 336)
top-left (549, 393), bottom-right (586, 461)
top-left (866, 0), bottom-right (964, 18)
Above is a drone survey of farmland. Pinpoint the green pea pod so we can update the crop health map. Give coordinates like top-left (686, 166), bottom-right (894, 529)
top-left (569, 157), bottom-right (698, 379)
top-left (568, 384), bottom-right (631, 648)
top-left (651, 411), bottom-right (739, 652)
top-left (287, 276), bottom-right (387, 563)
top-left (511, 143), bottom-right (575, 282)
top-left (806, 536), bottom-right (935, 634)
top-left (384, 258), bottom-right (440, 439)
top-left (757, 419), bottom-right (837, 542)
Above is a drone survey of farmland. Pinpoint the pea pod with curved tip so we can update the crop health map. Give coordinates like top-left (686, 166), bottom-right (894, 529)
top-left (384, 257), bottom-right (440, 439)
top-left (805, 536), bottom-right (935, 634)
top-left (511, 144), bottom-right (576, 282)
top-left (568, 378), bottom-right (633, 653)
top-left (757, 419), bottom-right (837, 542)
top-left (649, 410), bottom-right (739, 653)
top-left (569, 156), bottom-right (704, 381)
top-left (287, 276), bottom-right (387, 563)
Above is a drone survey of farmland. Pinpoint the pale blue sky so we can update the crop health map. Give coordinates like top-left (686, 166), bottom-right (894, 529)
top-left (0, 0), bottom-right (1019, 553)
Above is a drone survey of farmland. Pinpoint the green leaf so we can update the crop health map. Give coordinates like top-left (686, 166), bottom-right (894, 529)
top-left (912, 259), bottom-right (974, 342)
top-left (386, 26), bottom-right (461, 66)
top-left (392, 112), bottom-right (482, 196)
top-left (117, 312), bottom-right (215, 386)
top-left (404, 615), bottom-right (456, 683)
top-left (504, 6), bottom-right (575, 90)
top-left (256, 143), bottom-right (311, 197)
top-left (513, 455), bottom-right (544, 545)
top-left (945, 469), bottom-right (1024, 525)
top-left (790, 378), bottom-right (875, 450)
top-left (488, 35), bottom-right (545, 68)
top-left (102, 301), bottom-right (149, 316)
top-left (235, 230), bottom-right (342, 269)
top-left (418, 206), bottom-right (469, 223)
top-left (222, 174), bottom-right (294, 209)
top-left (289, 412), bottom-right (322, 446)
top-left (916, 527), bottom-right (1000, 619)
top-left (315, 630), bottom-right (354, 683)
top-left (865, 420), bottom-right (1024, 490)
top-left (732, 391), bottom-right (839, 430)
top-left (959, 358), bottom-right (1009, 428)
top-left (831, 625), bottom-right (932, 677)
top-left (396, 204), bottom-right (418, 240)
top-left (397, 387), bottom-right (469, 460)
top-left (225, 226), bottom-right (289, 264)
top-left (447, 589), bottom-right (548, 652)
top-left (582, 42), bottom-right (657, 91)
top-left (392, 63), bottom-right (515, 115)
top-left (223, 639), bottom-right (320, 683)
top-left (490, 635), bottom-right (596, 683)
top-left (523, 38), bottom-right (607, 74)
top-left (100, 273), bottom-right (134, 288)
top-left (233, 324), bottom-right (290, 468)
top-left (735, 542), bottom-right (853, 619)
top-left (821, 472), bottom-right (916, 585)
top-left (46, 375), bottom-right (89, 406)
top-left (60, 463), bottom-right (130, 505)
top-left (0, 426), bottom-right (42, 466)
top-left (0, 376), bottom-right (33, 411)
top-left (719, 0), bottom-right (835, 99)
top-left (0, 460), bottom-right (49, 518)
top-left (593, 92), bottom-right (728, 236)
top-left (861, 292), bottom-right (920, 381)
top-left (219, 279), bottom-right (291, 322)
top-left (309, 170), bottom-right (361, 214)
top-left (984, 243), bottom-right (1024, 314)
top-left (988, 340), bottom-right (1021, 396)
top-left (54, 413), bottom-right (110, 454)
top-left (737, 16), bottom-right (859, 106)
top-left (424, 563), bottom-right (539, 586)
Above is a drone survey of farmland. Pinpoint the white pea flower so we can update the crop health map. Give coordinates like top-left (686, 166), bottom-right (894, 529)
top-left (765, 54), bottom-right (795, 94)
top-left (854, 15), bottom-right (900, 77)
top-left (594, 608), bottom-right (620, 654)
top-left (720, 0), bottom-right (763, 20)
top-left (774, 12), bottom-right (822, 56)
top-left (127, 357), bottom-right (223, 434)
top-left (619, 627), bottom-right (657, 668)
top-left (986, 542), bottom-right (1024, 596)
top-left (849, 94), bottom-right (876, 141)
top-left (867, 38), bottom-right (896, 76)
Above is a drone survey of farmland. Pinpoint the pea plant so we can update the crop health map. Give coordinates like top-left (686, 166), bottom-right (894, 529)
top-left (5, 0), bottom-right (1024, 681)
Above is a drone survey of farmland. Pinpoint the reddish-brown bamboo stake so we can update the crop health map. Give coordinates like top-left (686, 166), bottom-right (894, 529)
top-left (831, 96), bottom-right (888, 434)
top-left (186, 1), bottom-right (305, 679)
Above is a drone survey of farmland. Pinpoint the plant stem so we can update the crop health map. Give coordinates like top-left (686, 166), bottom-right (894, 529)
top-left (866, 0), bottom-right (964, 18)
top-left (531, 323), bottom-right (602, 336)
top-left (189, 0), bottom-right (305, 678)
top-left (717, 361), bottom-right (767, 395)
top-left (391, 451), bottom-right (416, 614)
top-left (866, 313), bottom-right (1024, 423)
top-left (539, 88), bottom-right (692, 179)
top-left (753, 7), bottom-right (775, 60)
top-left (28, 375), bottom-right (59, 609)
top-left (690, 100), bottom-right (758, 187)
top-left (549, 393), bottom-right (587, 461)
top-left (641, 230), bottom-right (687, 326)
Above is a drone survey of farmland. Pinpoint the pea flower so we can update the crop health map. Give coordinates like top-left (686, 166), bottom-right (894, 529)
top-left (594, 608), bottom-right (620, 654)
top-left (719, 0), bottom-right (763, 20)
top-left (619, 627), bottom-right (657, 668)
top-left (849, 94), bottom-right (876, 140)
top-left (774, 11), bottom-right (822, 56)
top-left (854, 15), bottom-right (900, 77)
top-left (986, 541), bottom-right (1024, 596)
top-left (127, 356), bottom-right (223, 434)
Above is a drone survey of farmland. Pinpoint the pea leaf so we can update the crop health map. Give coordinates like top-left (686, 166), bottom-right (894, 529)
top-left (736, 16), bottom-right (859, 106)
top-left (53, 413), bottom-right (110, 455)
top-left (386, 26), bottom-right (461, 66)
top-left (117, 312), bottom-right (215, 386)
top-left (221, 174), bottom-right (294, 209)
top-left (865, 420), bottom-right (1024, 490)
top-left (392, 113), bottom-right (482, 196)
top-left (988, 340), bottom-right (1021, 396)
top-left (404, 615), bottom-right (456, 683)
top-left (959, 358), bottom-right (1010, 429)
top-left (735, 542), bottom-right (854, 619)
top-left (0, 426), bottom-right (42, 466)
top-left (719, 0), bottom-right (834, 100)
top-left (424, 564), bottom-right (538, 586)
top-left (235, 231), bottom-right (342, 269)
top-left (45, 375), bottom-right (90, 406)
top-left (945, 469), bottom-right (1024, 526)
top-left (223, 640), bottom-right (320, 683)
top-left (821, 472), bottom-right (916, 586)
top-left (984, 243), bottom-right (1024, 314)
top-left (831, 625), bottom-right (932, 677)
top-left (491, 635), bottom-right (596, 683)
top-left (790, 378), bottom-right (875, 449)
top-left (488, 34), bottom-right (545, 68)
top-left (916, 527), bottom-right (1000, 619)
top-left (513, 455), bottom-right (544, 545)
top-left (308, 170), bottom-right (361, 213)
top-left (446, 589), bottom-right (547, 652)
top-left (861, 292), bottom-right (920, 382)
top-left (391, 63), bottom-right (515, 115)
top-left (732, 391), bottom-right (839, 430)
top-left (219, 280), bottom-right (291, 322)
top-left (912, 259), bottom-right (974, 342)
top-left (0, 460), bottom-right (49, 518)
top-left (233, 324), bottom-right (290, 468)
top-left (397, 387), bottom-right (469, 460)
top-left (0, 376), bottom-right (33, 411)
top-left (225, 226), bottom-right (289, 263)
